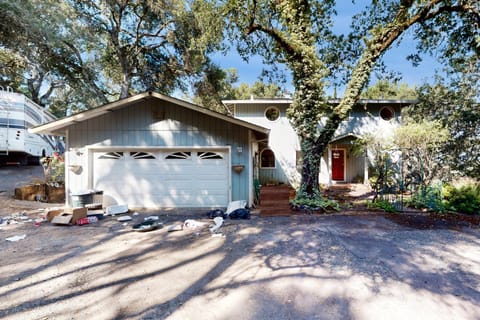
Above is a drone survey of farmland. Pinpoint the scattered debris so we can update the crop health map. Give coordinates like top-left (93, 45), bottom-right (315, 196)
top-left (226, 200), bottom-right (247, 215)
top-left (207, 209), bottom-right (226, 219)
top-left (88, 216), bottom-right (98, 223)
top-left (106, 204), bottom-right (128, 216)
top-left (87, 210), bottom-right (104, 220)
top-left (133, 212), bottom-right (139, 216)
top-left (51, 207), bottom-right (87, 225)
top-left (167, 224), bottom-right (183, 232)
top-left (144, 215), bottom-right (159, 221)
top-left (76, 217), bottom-right (90, 225)
top-left (183, 219), bottom-right (206, 229)
top-left (85, 203), bottom-right (102, 210)
top-left (117, 216), bottom-right (132, 222)
top-left (45, 208), bottom-right (64, 222)
top-left (132, 220), bottom-right (162, 232)
top-left (1, 212), bottom-right (34, 225)
top-left (6, 234), bottom-right (26, 242)
top-left (228, 208), bottom-right (251, 219)
top-left (209, 217), bottom-right (224, 234)
top-left (211, 233), bottom-right (224, 238)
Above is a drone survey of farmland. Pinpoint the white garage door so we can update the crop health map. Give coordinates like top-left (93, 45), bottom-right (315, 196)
top-left (93, 149), bottom-right (229, 207)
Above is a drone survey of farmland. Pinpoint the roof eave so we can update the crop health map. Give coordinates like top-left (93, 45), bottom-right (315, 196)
top-left (30, 92), bottom-right (270, 136)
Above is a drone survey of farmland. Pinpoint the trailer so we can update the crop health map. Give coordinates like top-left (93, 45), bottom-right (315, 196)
top-left (0, 87), bottom-right (61, 165)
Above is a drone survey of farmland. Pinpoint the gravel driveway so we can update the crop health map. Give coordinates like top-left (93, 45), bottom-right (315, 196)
top-left (1, 166), bottom-right (479, 319)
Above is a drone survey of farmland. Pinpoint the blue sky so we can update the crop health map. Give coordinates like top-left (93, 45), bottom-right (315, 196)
top-left (211, 1), bottom-right (443, 96)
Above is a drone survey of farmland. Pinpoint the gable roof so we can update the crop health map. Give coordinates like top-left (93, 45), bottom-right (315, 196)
top-left (30, 92), bottom-right (270, 137)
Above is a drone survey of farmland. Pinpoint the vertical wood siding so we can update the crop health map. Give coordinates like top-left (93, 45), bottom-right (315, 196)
top-left (68, 98), bottom-right (252, 202)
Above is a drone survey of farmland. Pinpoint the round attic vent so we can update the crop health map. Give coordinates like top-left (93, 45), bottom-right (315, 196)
top-left (379, 106), bottom-right (395, 121)
top-left (265, 106), bottom-right (280, 122)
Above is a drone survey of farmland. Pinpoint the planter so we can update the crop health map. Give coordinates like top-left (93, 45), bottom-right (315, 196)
top-left (232, 164), bottom-right (245, 174)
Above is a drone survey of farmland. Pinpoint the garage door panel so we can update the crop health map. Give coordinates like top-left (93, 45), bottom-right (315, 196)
top-left (93, 149), bottom-right (229, 207)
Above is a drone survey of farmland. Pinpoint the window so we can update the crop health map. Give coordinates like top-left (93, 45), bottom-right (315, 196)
top-left (264, 106), bottom-right (280, 122)
top-left (198, 151), bottom-right (223, 160)
top-left (98, 152), bottom-right (123, 160)
top-left (379, 106), bottom-right (395, 121)
top-left (165, 151), bottom-right (191, 160)
top-left (130, 152), bottom-right (156, 159)
top-left (260, 149), bottom-right (275, 168)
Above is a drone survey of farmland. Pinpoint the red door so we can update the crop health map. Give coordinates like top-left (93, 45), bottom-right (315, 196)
top-left (332, 149), bottom-right (345, 181)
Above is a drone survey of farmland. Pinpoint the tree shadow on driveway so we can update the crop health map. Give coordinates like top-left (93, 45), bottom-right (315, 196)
top-left (1, 212), bottom-right (479, 319)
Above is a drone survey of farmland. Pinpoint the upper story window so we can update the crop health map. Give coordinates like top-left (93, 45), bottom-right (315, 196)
top-left (379, 106), bottom-right (395, 121)
top-left (260, 148), bottom-right (276, 168)
top-left (264, 106), bottom-right (280, 122)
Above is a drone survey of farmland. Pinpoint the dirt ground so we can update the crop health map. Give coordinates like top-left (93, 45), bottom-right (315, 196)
top-left (1, 166), bottom-right (480, 320)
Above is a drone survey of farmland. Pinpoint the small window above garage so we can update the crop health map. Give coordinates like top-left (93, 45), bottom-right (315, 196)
top-left (130, 152), bottom-right (156, 159)
top-left (165, 151), bottom-right (191, 160)
top-left (98, 152), bottom-right (124, 160)
top-left (198, 151), bottom-right (223, 159)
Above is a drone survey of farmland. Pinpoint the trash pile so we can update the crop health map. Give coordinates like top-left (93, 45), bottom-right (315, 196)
top-left (0, 211), bottom-right (38, 226)
top-left (2, 200), bottom-right (253, 241)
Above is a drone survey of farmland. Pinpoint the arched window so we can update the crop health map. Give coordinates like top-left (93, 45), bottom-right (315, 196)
top-left (260, 149), bottom-right (275, 168)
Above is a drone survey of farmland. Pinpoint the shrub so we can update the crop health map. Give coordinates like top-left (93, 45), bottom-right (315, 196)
top-left (368, 199), bottom-right (397, 213)
top-left (443, 184), bottom-right (480, 215)
top-left (40, 152), bottom-right (65, 185)
top-left (291, 192), bottom-right (340, 212)
top-left (409, 183), bottom-right (444, 212)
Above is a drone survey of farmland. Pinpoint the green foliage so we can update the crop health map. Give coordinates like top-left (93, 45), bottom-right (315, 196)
top-left (361, 80), bottom-right (417, 100)
top-left (40, 153), bottom-right (65, 185)
top-left (409, 183), bottom-right (445, 212)
top-left (443, 184), bottom-right (480, 215)
top-left (291, 191), bottom-right (340, 213)
top-left (223, 0), bottom-right (478, 200)
top-left (394, 120), bottom-right (450, 187)
top-left (0, 0), bottom-right (225, 111)
top-left (404, 78), bottom-right (480, 179)
top-left (367, 200), bottom-right (396, 213)
top-left (233, 81), bottom-right (284, 99)
top-left (192, 70), bottom-right (285, 112)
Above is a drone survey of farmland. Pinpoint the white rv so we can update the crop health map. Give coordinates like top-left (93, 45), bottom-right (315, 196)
top-left (0, 87), bottom-right (60, 165)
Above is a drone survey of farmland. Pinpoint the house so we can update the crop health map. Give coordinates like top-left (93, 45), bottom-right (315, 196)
top-left (31, 92), bottom-right (269, 208)
top-left (222, 98), bottom-right (416, 188)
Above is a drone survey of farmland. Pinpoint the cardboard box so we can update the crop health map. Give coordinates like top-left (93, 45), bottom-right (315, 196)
top-left (51, 207), bottom-right (87, 225)
top-left (45, 208), bottom-right (64, 222)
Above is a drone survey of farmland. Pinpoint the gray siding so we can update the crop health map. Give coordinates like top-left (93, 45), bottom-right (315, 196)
top-left (69, 98), bottom-right (252, 202)
top-left (258, 159), bottom-right (290, 185)
top-left (236, 102), bottom-right (297, 186)
top-left (236, 101), bottom-right (405, 185)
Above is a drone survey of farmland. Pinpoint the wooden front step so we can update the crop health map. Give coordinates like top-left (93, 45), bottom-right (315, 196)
top-left (259, 185), bottom-right (295, 217)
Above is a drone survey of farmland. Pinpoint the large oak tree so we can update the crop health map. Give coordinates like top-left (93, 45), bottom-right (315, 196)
top-left (223, 0), bottom-right (479, 200)
top-left (0, 0), bottom-right (224, 113)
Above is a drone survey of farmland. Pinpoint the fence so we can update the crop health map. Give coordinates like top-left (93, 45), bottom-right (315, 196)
top-left (371, 148), bottom-right (444, 212)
